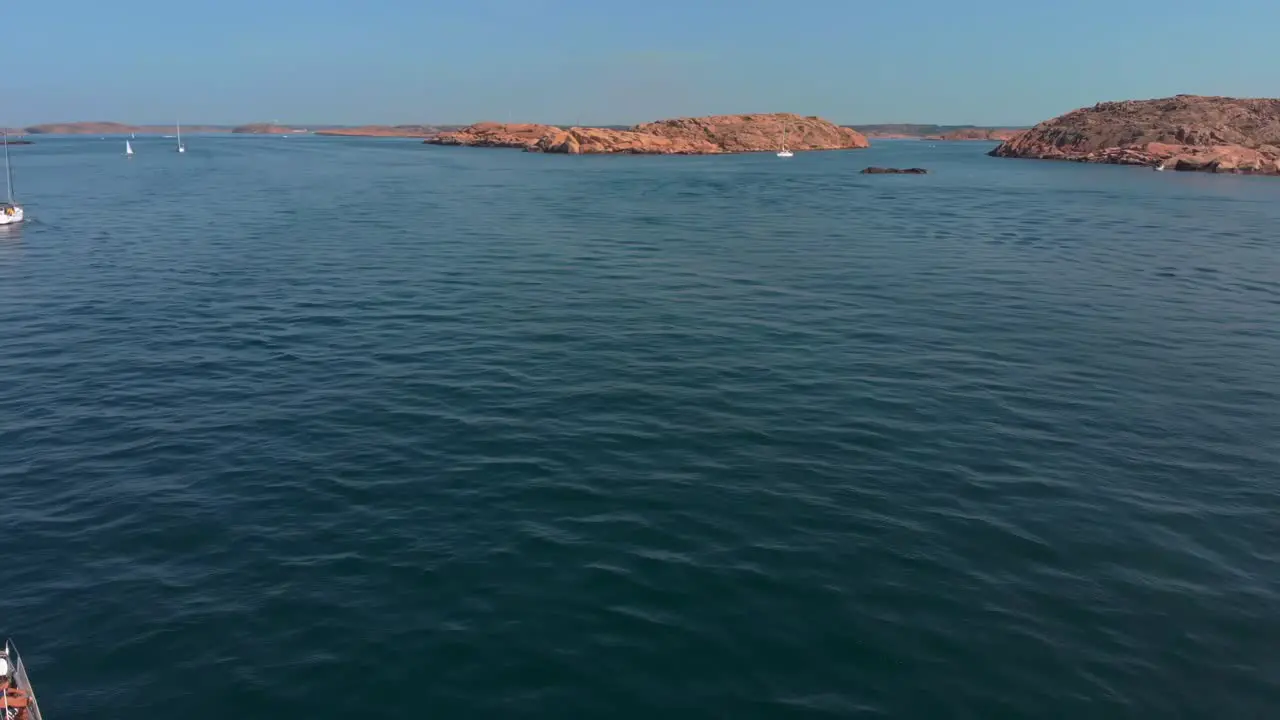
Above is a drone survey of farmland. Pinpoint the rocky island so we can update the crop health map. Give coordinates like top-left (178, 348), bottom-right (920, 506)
top-left (991, 95), bottom-right (1280, 175)
top-left (427, 113), bottom-right (869, 155)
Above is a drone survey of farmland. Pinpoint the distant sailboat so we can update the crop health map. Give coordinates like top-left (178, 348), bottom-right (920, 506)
top-left (176, 121), bottom-right (186, 153)
top-left (126, 140), bottom-right (134, 156)
top-left (777, 124), bottom-right (793, 158)
top-left (1, 132), bottom-right (25, 225)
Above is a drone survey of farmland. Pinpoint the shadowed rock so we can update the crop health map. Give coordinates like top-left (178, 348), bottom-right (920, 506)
top-left (861, 167), bottom-right (928, 174)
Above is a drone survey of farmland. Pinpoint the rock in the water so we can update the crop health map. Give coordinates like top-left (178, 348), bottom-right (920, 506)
top-left (861, 167), bottom-right (928, 174)
top-left (990, 95), bottom-right (1280, 175)
top-left (427, 113), bottom-right (869, 155)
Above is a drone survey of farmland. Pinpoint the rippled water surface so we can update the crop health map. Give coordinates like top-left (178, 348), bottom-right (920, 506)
top-left (3, 136), bottom-right (1279, 718)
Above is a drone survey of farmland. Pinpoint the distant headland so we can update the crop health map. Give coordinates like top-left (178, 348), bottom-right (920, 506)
top-left (992, 95), bottom-right (1280, 175)
top-left (314, 125), bottom-right (449, 138)
top-left (851, 124), bottom-right (1025, 140)
top-left (23, 122), bottom-right (231, 135)
top-left (231, 124), bottom-right (310, 134)
top-left (925, 128), bottom-right (1025, 141)
top-left (427, 113), bottom-right (869, 155)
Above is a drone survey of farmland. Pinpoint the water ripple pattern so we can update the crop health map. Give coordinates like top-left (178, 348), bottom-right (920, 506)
top-left (2, 136), bottom-right (1279, 719)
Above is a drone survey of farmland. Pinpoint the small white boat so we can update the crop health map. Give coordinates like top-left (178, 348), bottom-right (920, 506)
top-left (0, 133), bottom-right (24, 226)
top-left (176, 121), bottom-right (185, 153)
top-left (126, 140), bottom-right (134, 156)
top-left (776, 124), bottom-right (793, 158)
top-left (0, 639), bottom-right (43, 720)
top-left (1153, 162), bottom-right (1166, 172)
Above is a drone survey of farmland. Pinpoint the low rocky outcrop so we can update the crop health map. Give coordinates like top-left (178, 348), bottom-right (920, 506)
top-left (315, 125), bottom-right (442, 138)
top-left (861, 167), bottom-right (928, 174)
top-left (427, 113), bottom-right (869, 155)
top-left (632, 113), bottom-right (869, 152)
top-left (991, 95), bottom-right (1280, 175)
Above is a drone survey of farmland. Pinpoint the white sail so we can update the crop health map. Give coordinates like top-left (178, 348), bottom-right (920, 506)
top-left (1, 132), bottom-right (24, 224)
top-left (126, 140), bottom-right (134, 156)
top-left (3, 133), bottom-right (12, 205)
top-left (177, 121), bottom-right (185, 153)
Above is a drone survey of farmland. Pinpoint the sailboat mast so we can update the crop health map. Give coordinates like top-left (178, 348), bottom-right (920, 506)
top-left (3, 132), bottom-right (13, 205)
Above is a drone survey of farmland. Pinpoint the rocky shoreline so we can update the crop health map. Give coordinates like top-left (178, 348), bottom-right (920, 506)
top-left (426, 113), bottom-right (869, 155)
top-left (991, 95), bottom-right (1280, 175)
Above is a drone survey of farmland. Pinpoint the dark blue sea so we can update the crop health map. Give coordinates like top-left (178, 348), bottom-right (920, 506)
top-left (2, 135), bottom-right (1279, 718)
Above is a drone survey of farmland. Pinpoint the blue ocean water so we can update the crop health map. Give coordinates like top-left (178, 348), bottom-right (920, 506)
top-left (2, 135), bottom-right (1278, 718)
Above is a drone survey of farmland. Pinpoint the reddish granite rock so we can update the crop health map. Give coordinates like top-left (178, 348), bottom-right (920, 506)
top-left (991, 95), bottom-right (1280, 175)
top-left (633, 113), bottom-right (868, 152)
top-left (428, 113), bottom-right (868, 155)
top-left (428, 122), bottom-right (561, 150)
top-left (533, 127), bottom-right (719, 154)
top-left (315, 125), bottom-right (442, 138)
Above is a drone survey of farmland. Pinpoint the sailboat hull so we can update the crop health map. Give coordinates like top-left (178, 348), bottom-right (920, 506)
top-left (0, 207), bottom-right (23, 225)
top-left (5, 639), bottom-right (44, 720)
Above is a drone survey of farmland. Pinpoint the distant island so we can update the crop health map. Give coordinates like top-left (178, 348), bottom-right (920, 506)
top-left (991, 95), bottom-right (1280, 175)
top-left (851, 124), bottom-right (1024, 140)
top-left (925, 128), bottom-right (1025, 141)
top-left (427, 113), bottom-right (869, 155)
top-left (231, 123), bottom-right (309, 134)
top-left (23, 122), bottom-right (231, 135)
top-left (314, 125), bottom-right (448, 138)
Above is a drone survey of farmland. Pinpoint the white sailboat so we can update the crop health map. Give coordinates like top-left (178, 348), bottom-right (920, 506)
top-left (126, 140), bottom-right (134, 156)
top-left (176, 121), bottom-right (185, 153)
top-left (776, 124), bottom-right (793, 158)
top-left (1, 132), bottom-right (24, 225)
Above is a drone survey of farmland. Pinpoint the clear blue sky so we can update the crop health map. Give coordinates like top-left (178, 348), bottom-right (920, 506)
top-left (5, 0), bottom-right (1279, 127)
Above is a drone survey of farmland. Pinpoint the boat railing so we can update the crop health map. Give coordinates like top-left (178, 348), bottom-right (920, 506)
top-left (6, 641), bottom-right (42, 720)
